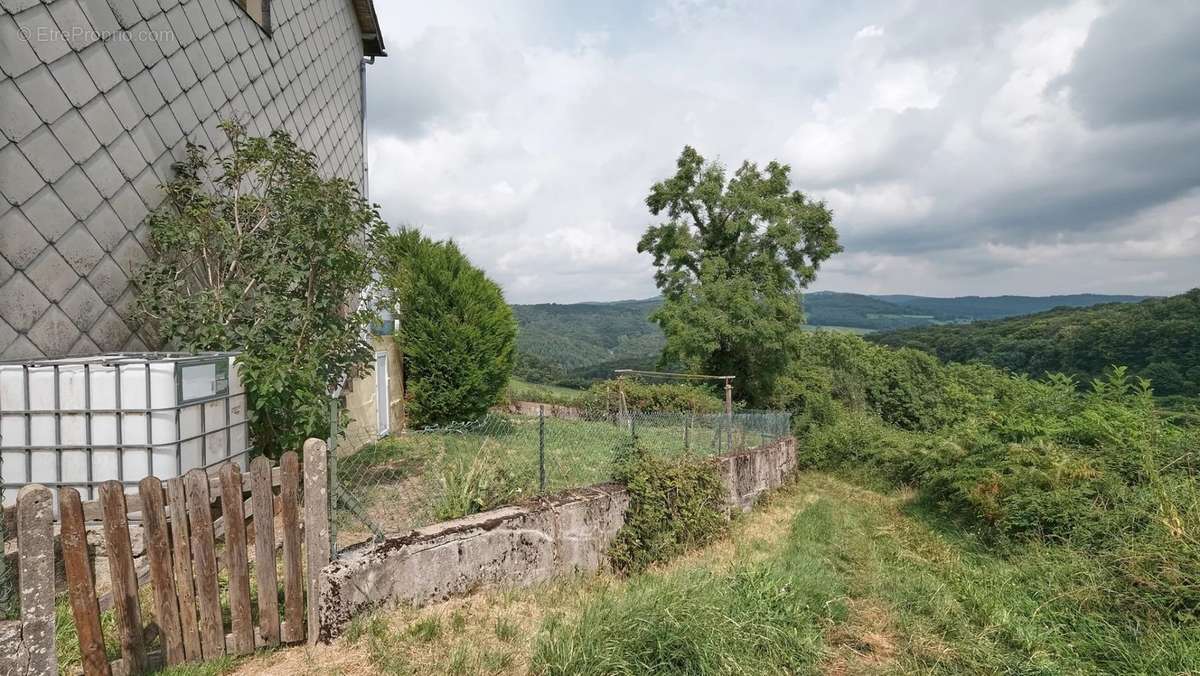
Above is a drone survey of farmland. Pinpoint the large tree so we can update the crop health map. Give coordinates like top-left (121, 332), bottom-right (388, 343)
top-left (637, 146), bottom-right (841, 404)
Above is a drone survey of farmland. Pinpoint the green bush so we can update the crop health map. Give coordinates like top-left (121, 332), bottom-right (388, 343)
top-left (608, 439), bottom-right (728, 574)
top-left (776, 331), bottom-right (958, 432)
top-left (781, 330), bottom-right (1200, 620)
top-left (581, 379), bottom-right (725, 415)
top-left (382, 229), bottom-right (517, 427)
top-left (137, 122), bottom-right (386, 457)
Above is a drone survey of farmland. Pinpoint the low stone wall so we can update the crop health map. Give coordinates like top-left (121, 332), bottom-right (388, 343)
top-left (317, 436), bottom-right (797, 641)
top-left (716, 436), bottom-right (798, 513)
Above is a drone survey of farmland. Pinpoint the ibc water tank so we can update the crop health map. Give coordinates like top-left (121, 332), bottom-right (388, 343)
top-left (0, 353), bottom-right (248, 507)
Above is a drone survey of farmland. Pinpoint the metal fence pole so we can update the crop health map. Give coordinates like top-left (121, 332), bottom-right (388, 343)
top-left (684, 412), bottom-right (690, 453)
top-left (0, 463), bottom-right (8, 618)
top-left (328, 398), bottom-right (339, 559)
top-left (724, 378), bottom-right (734, 451)
top-left (538, 406), bottom-right (546, 493)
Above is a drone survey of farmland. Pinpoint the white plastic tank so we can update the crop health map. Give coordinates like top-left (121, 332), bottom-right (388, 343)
top-left (0, 353), bottom-right (248, 507)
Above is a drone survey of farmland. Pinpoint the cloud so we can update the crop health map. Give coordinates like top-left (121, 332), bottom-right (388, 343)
top-left (1052, 0), bottom-right (1200, 128)
top-left (364, 0), bottom-right (1200, 303)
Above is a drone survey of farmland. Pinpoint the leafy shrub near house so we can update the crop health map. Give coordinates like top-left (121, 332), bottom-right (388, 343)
top-left (778, 331), bottom-right (1200, 619)
top-left (137, 122), bottom-right (386, 457)
top-left (382, 229), bottom-right (517, 427)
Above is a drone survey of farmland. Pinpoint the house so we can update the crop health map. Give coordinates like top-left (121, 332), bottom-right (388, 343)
top-left (0, 0), bottom-right (385, 359)
top-left (343, 321), bottom-right (405, 441)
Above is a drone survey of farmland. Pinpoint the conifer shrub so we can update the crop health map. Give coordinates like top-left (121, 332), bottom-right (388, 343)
top-left (381, 229), bottom-right (517, 427)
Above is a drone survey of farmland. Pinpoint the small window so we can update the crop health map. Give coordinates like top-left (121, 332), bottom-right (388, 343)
top-left (375, 351), bottom-right (390, 435)
top-left (238, 0), bottom-right (271, 33)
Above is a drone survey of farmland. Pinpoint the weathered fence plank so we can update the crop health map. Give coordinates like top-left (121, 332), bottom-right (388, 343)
top-left (18, 484), bottom-right (56, 676)
top-left (164, 477), bottom-right (201, 662)
top-left (251, 456), bottom-right (281, 647)
top-left (95, 485), bottom-right (278, 616)
top-left (165, 477), bottom-right (202, 662)
top-left (139, 476), bottom-right (186, 666)
top-left (185, 469), bottom-right (224, 660)
top-left (220, 464), bottom-right (254, 655)
top-left (0, 468), bottom-right (285, 533)
top-left (303, 439), bottom-right (330, 645)
top-left (61, 487), bottom-right (112, 676)
top-left (100, 481), bottom-right (146, 674)
top-left (280, 451), bottom-right (304, 643)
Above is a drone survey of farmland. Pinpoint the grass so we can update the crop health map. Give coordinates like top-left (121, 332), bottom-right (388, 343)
top-left (506, 379), bottom-right (587, 406)
top-left (333, 412), bottom-right (771, 549)
top-left (238, 471), bottom-right (1200, 675)
top-left (54, 537), bottom-right (290, 675)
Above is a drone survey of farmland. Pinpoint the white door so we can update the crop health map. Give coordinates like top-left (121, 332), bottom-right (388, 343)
top-left (375, 352), bottom-right (390, 435)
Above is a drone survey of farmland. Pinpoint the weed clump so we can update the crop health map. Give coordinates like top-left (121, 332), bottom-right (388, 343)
top-left (430, 437), bottom-right (529, 521)
top-left (607, 439), bottom-right (728, 574)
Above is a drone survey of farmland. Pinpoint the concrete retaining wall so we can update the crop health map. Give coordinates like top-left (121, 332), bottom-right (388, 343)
top-left (317, 436), bottom-right (797, 641)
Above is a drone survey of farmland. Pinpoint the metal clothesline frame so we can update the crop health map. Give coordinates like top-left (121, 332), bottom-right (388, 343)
top-left (612, 368), bottom-right (737, 447)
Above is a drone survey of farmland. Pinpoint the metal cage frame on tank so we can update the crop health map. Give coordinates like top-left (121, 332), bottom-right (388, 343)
top-left (0, 352), bottom-right (249, 508)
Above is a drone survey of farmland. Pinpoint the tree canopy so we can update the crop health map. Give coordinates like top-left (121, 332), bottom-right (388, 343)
top-left (637, 146), bottom-right (841, 404)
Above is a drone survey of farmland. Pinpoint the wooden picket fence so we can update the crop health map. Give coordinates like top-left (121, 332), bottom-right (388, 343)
top-left (0, 438), bottom-right (330, 676)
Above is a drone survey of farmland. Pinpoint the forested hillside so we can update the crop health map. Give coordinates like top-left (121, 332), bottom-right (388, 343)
top-left (871, 289), bottom-right (1200, 398)
top-left (512, 299), bottom-right (665, 384)
top-left (513, 292), bottom-right (1150, 388)
top-left (873, 293), bottom-right (1148, 321)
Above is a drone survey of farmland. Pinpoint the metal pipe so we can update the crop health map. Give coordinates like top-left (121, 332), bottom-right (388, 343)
top-left (538, 406), bottom-right (546, 493)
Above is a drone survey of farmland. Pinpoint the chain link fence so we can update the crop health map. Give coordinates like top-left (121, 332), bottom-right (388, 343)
top-left (330, 406), bottom-right (791, 555)
top-left (0, 466), bottom-right (13, 620)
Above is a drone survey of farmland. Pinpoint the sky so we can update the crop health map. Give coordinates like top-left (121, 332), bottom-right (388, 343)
top-left (363, 0), bottom-right (1200, 304)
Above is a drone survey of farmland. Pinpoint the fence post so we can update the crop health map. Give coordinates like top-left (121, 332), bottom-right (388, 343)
top-left (0, 469), bottom-right (8, 618)
top-left (16, 485), bottom-right (55, 676)
top-left (538, 406), bottom-right (546, 493)
top-left (328, 398), bottom-right (339, 560)
top-left (684, 412), bottom-right (690, 453)
top-left (722, 378), bottom-right (733, 451)
top-left (304, 438), bottom-right (331, 645)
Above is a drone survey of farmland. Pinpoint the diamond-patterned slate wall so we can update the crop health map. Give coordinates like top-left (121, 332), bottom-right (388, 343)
top-left (1, 0), bottom-right (368, 358)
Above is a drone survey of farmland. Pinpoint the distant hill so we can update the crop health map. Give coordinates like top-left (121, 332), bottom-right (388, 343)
top-left (512, 299), bottom-right (664, 373)
top-left (870, 293), bottom-right (1149, 322)
top-left (513, 291), bottom-right (1150, 388)
top-left (870, 290), bottom-right (1200, 398)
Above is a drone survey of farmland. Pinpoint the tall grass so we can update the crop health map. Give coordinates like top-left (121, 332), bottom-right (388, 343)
top-left (533, 499), bottom-right (846, 675)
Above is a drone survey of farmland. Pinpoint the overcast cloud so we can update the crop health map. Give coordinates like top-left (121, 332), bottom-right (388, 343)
top-left (364, 0), bottom-right (1200, 303)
